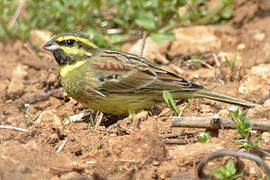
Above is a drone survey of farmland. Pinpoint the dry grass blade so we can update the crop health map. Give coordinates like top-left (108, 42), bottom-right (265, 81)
top-left (0, 125), bottom-right (28, 132)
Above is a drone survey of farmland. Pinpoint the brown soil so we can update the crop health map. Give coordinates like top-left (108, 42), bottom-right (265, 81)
top-left (0, 2), bottom-right (270, 180)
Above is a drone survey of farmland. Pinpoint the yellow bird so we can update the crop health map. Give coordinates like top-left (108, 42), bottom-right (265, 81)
top-left (43, 33), bottom-right (258, 116)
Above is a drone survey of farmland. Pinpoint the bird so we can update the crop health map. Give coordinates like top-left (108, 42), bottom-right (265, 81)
top-left (43, 32), bottom-right (259, 116)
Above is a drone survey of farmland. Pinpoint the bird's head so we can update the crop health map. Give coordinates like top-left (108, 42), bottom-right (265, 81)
top-left (43, 33), bottom-right (98, 66)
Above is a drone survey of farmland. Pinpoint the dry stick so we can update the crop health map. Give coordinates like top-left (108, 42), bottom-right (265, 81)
top-left (172, 116), bottom-right (270, 131)
top-left (9, 0), bottom-right (24, 28)
top-left (56, 138), bottom-right (68, 153)
top-left (94, 111), bottom-right (103, 130)
top-left (159, 132), bottom-right (196, 139)
top-left (140, 31), bottom-right (148, 57)
top-left (162, 138), bottom-right (195, 145)
top-left (196, 149), bottom-right (270, 179)
top-left (185, 59), bottom-right (214, 69)
top-left (0, 125), bottom-right (28, 132)
top-left (22, 88), bottom-right (65, 104)
top-left (211, 52), bottom-right (226, 85)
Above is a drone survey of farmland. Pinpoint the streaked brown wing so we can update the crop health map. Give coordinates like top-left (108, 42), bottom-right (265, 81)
top-left (87, 49), bottom-right (202, 93)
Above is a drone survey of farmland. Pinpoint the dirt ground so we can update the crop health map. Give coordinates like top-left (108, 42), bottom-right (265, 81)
top-left (0, 1), bottom-right (270, 180)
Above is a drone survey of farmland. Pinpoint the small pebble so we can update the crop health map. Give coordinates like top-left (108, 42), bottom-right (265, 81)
top-left (253, 32), bottom-right (265, 42)
top-left (237, 43), bottom-right (246, 51)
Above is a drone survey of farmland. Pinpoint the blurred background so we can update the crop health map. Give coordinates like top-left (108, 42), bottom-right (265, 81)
top-left (1, 0), bottom-right (236, 47)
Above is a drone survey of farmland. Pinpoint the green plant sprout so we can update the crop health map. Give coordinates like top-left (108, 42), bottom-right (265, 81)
top-left (197, 132), bottom-right (211, 143)
top-left (228, 106), bottom-right (270, 156)
top-left (89, 114), bottom-right (95, 127)
top-left (224, 53), bottom-right (237, 71)
top-left (236, 136), bottom-right (270, 156)
top-left (19, 103), bottom-right (32, 127)
top-left (213, 160), bottom-right (243, 180)
top-left (228, 105), bottom-right (251, 138)
top-left (163, 90), bottom-right (193, 116)
top-left (163, 90), bottom-right (180, 116)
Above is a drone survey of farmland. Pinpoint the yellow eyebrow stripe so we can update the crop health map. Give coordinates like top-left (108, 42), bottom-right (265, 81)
top-left (57, 36), bottom-right (98, 48)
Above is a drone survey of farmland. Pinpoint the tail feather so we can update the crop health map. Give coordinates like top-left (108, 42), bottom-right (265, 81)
top-left (190, 88), bottom-right (259, 107)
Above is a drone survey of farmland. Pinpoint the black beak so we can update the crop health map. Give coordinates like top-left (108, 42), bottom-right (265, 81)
top-left (43, 39), bottom-right (59, 51)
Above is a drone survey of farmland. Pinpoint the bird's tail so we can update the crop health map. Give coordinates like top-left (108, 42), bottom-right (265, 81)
top-left (175, 88), bottom-right (259, 107)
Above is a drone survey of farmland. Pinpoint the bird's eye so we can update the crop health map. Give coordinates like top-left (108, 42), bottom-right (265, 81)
top-left (66, 39), bottom-right (76, 46)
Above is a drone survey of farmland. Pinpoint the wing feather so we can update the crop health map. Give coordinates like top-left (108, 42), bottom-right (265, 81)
top-left (84, 49), bottom-right (203, 94)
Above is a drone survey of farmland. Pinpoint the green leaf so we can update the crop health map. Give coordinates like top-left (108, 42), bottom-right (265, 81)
top-left (135, 11), bottom-right (156, 30)
top-left (178, 0), bottom-right (187, 6)
top-left (83, 28), bottom-right (107, 47)
top-left (224, 160), bottom-right (236, 174)
top-left (135, 19), bottom-right (156, 30)
top-left (222, 8), bottom-right (233, 19)
top-left (197, 132), bottom-right (211, 143)
top-left (213, 160), bottom-right (241, 180)
top-left (109, 34), bottom-right (126, 44)
top-left (150, 32), bottom-right (175, 43)
top-left (163, 90), bottom-right (172, 105)
top-left (113, 18), bottom-right (126, 26)
top-left (163, 90), bottom-right (180, 115)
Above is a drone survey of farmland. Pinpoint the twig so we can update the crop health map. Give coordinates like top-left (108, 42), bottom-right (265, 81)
top-left (114, 159), bottom-right (141, 163)
top-left (22, 88), bottom-right (65, 104)
top-left (65, 111), bottom-right (92, 125)
top-left (211, 52), bottom-right (226, 85)
top-left (167, 51), bottom-right (213, 65)
top-left (211, 52), bottom-right (221, 67)
top-left (185, 59), bottom-right (214, 69)
top-left (172, 115), bottom-right (270, 131)
top-left (196, 149), bottom-right (270, 179)
top-left (56, 138), bottom-right (68, 152)
top-left (117, 124), bottom-right (132, 134)
top-left (140, 31), bottom-right (148, 57)
top-left (94, 111), bottom-right (103, 130)
top-left (159, 132), bottom-right (196, 139)
top-left (162, 138), bottom-right (194, 145)
top-left (9, 0), bottom-right (24, 28)
top-left (0, 125), bottom-right (28, 132)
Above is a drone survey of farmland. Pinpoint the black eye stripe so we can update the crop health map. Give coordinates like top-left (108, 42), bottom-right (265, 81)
top-left (57, 39), bottom-right (76, 47)
top-left (66, 39), bottom-right (75, 46)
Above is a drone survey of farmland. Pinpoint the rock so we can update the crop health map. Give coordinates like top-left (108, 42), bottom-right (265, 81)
top-left (247, 99), bottom-right (270, 119)
top-left (169, 26), bottom-right (222, 57)
top-left (168, 143), bottom-right (224, 162)
top-left (253, 32), bottom-right (266, 42)
top-left (237, 43), bottom-right (246, 51)
top-left (218, 109), bottom-right (230, 117)
top-left (7, 65), bottom-right (28, 98)
top-left (47, 72), bottom-right (58, 84)
top-left (261, 132), bottom-right (270, 143)
top-left (170, 171), bottom-right (197, 180)
top-left (129, 37), bottom-right (169, 64)
top-left (129, 26), bottom-right (222, 63)
top-left (238, 64), bottom-right (270, 95)
top-left (36, 110), bottom-right (63, 130)
top-left (259, 0), bottom-right (270, 11)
